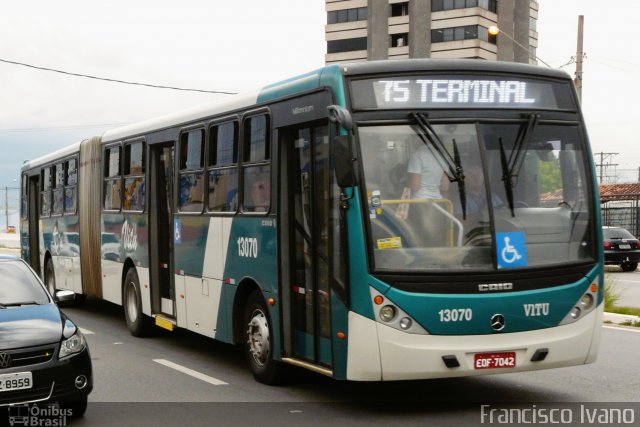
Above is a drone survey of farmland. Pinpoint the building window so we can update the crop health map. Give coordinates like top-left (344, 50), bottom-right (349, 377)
top-left (391, 33), bottom-right (409, 48)
top-left (179, 130), bottom-right (205, 213)
top-left (432, 25), bottom-right (495, 44)
top-left (391, 2), bottom-right (409, 17)
top-left (208, 121), bottom-right (239, 212)
top-left (327, 37), bottom-right (367, 54)
top-left (123, 142), bottom-right (145, 212)
top-left (103, 145), bottom-right (122, 211)
top-left (242, 114), bottom-right (271, 213)
top-left (327, 7), bottom-right (367, 24)
top-left (432, 0), bottom-right (496, 13)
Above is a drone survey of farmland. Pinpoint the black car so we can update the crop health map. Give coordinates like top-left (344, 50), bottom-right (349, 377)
top-left (0, 256), bottom-right (92, 417)
top-left (603, 226), bottom-right (640, 271)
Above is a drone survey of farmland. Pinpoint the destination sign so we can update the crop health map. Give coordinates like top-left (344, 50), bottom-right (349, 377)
top-left (351, 76), bottom-right (574, 110)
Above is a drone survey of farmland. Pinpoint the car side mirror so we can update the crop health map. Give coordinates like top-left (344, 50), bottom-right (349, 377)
top-left (55, 290), bottom-right (76, 306)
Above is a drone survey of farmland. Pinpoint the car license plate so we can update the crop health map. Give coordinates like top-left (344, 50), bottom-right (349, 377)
top-left (0, 372), bottom-right (33, 392)
top-left (619, 244), bottom-right (631, 249)
top-left (474, 352), bottom-right (516, 369)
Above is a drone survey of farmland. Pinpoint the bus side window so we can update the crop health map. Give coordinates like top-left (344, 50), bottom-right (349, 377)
top-left (208, 121), bottom-right (239, 213)
top-left (123, 141), bottom-right (146, 212)
top-left (103, 145), bottom-right (122, 211)
top-left (178, 129), bottom-right (205, 213)
top-left (64, 158), bottom-right (78, 214)
top-left (52, 163), bottom-right (64, 216)
top-left (242, 114), bottom-right (271, 213)
top-left (41, 167), bottom-right (52, 217)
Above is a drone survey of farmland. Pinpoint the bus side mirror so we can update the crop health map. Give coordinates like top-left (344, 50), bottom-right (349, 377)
top-left (332, 136), bottom-right (355, 189)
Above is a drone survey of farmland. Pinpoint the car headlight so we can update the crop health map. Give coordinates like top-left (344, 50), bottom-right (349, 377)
top-left (59, 329), bottom-right (86, 359)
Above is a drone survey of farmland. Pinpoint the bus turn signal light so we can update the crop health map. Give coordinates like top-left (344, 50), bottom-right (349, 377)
top-left (267, 298), bottom-right (276, 306)
top-left (373, 295), bottom-right (384, 305)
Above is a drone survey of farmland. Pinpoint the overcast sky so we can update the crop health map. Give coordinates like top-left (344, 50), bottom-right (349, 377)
top-left (1, 0), bottom-right (639, 192)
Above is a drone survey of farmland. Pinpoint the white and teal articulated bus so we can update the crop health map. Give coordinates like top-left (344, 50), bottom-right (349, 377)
top-left (21, 59), bottom-right (603, 384)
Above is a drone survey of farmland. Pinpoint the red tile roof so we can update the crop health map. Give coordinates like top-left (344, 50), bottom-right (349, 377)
top-left (599, 183), bottom-right (640, 202)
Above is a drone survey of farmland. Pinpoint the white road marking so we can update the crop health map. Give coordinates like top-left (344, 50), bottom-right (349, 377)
top-left (79, 328), bottom-right (94, 335)
top-left (153, 359), bottom-right (228, 385)
top-left (603, 325), bottom-right (640, 333)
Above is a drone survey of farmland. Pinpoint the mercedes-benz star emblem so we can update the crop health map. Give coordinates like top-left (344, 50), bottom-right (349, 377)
top-left (491, 314), bottom-right (506, 331)
top-left (0, 352), bottom-right (12, 369)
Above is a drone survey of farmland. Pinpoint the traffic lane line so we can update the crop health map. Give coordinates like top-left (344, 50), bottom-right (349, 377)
top-left (153, 359), bottom-right (229, 385)
top-left (603, 325), bottom-right (640, 333)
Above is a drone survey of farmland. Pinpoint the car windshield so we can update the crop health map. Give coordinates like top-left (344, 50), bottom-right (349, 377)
top-left (0, 261), bottom-right (50, 306)
top-left (359, 121), bottom-right (595, 271)
top-left (603, 228), bottom-right (636, 240)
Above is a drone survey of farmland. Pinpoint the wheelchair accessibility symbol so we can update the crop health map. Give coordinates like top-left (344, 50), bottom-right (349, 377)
top-left (496, 232), bottom-right (528, 269)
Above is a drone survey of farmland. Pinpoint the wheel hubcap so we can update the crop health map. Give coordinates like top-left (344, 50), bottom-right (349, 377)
top-left (126, 283), bottom-right (138, 322)
top-left (247, 309), bottom-right (270, 366)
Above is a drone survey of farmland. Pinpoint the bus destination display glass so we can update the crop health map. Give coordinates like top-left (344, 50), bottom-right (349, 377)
top-left (351, 76), bottom-right (575, 110)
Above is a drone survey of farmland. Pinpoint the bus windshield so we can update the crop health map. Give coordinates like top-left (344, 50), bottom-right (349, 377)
top-left (359, 120), bottom-right (595, 272)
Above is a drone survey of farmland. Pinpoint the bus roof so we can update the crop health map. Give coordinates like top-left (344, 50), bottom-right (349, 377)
top-left (22, 59), bottom-right (572, 171)
top-left (21, 140), bottom-right (82, 172)
top-left (338, 58), bottom-right (572, 81)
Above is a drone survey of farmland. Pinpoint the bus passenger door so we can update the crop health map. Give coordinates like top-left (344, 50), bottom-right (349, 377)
top-left (28, 175), bottom-right (41, 274)
top-left (280, 124), bottom-right (333, 369)
top-left (149, 143), bottom-right (176, 319)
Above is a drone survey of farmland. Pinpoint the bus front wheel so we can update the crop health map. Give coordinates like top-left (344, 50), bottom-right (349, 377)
top-left (243, 290), bottom-right (285, 384)
top-left (123, 268), bottom-right (152, 337)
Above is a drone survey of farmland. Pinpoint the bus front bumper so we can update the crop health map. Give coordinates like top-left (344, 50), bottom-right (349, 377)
top-left (346, 304), bottom-right (603, 381)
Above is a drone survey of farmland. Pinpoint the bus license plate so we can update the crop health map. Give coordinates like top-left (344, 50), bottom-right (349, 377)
top-left (474, 352), bottom-right (516, 369)
top-left (0, 372), bottom-right (33, 392)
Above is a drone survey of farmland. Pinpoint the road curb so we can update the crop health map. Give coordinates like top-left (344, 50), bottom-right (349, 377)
top-left (603, 311), bottom-right (640, 325)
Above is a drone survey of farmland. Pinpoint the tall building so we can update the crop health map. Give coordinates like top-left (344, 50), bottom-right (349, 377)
top-left (325, 0), bottom-right (538, 64)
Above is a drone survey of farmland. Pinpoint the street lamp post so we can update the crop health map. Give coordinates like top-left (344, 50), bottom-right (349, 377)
top-left (488, 25), bottom-right (551, 68)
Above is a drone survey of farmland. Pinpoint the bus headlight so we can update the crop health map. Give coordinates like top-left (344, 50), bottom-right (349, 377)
top-left (570, 307), bottom-right (581, 319)
top-left (380, 305), bottom-right (397, 322)
top-left (580, 293), bottom-right (594, 310)
top-left (399, 317), bottom-right (413, 330)
top-left (370, 287), bottom-right (429, 334)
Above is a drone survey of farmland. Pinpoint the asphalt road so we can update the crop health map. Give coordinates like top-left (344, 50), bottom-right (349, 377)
top-left (53, 298), bottom-right (640, 426)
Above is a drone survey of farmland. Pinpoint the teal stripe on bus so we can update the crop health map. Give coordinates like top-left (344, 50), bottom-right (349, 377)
top-left (381, 265), bottom-right (601, 335)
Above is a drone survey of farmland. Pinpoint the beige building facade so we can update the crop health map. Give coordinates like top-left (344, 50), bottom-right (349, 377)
top-left (325, 0), bottom-right (538, 64)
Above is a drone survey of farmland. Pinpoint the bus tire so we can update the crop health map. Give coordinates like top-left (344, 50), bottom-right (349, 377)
top-left (123, 268), bottom-right (152, 337)
top-left (45, 259), bottom-right (56, 296)
top-left (244, 290), bottom-right (285, 384)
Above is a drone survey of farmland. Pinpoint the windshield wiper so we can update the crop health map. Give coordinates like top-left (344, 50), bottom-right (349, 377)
top-left (411, 113), bottom-right (467, 219)
top-left (0, 301), bottom-right (40, 307)
top-left (500, 113), bottom-right (539, 216)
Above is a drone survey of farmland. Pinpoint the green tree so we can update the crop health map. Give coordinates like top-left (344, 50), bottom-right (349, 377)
top-left (539, 158), bottom-right (562, 194)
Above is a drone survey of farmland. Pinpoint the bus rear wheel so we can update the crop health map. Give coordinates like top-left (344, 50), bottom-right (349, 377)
top-left (123, 268), bottom-right (152, 337)
top-left (45, 259), bottom-right (56, 296)
top-left (244, 290), bottom-right (285, 384)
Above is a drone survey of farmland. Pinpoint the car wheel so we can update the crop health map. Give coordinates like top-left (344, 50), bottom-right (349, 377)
top-left (244, 290), bottom-right (286, 384)
top-left (123, 268), bottom-right (152, 337)
top-left (60, 395), bottom-right (88, 417)
top-left (621, 262), bottom-right (638, 272)
top-left (45, 259), bottom-right (56, 296)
